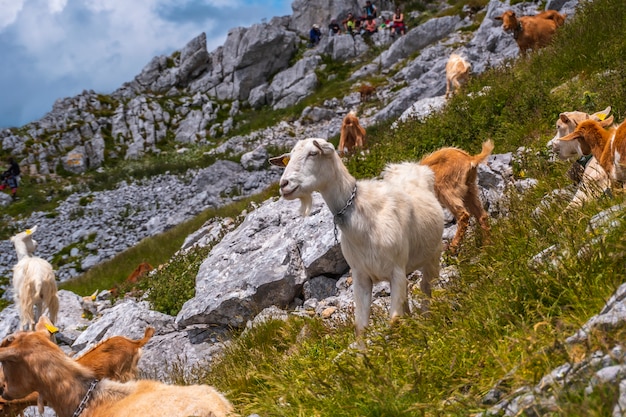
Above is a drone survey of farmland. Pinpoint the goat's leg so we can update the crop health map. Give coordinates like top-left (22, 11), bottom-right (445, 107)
top-left (352, 270), bottom-right (373, 340)
top-left (464, 186), bottom-right (490, 245)
top-left (440, 190), bottom-right (470, 253)
top-left (445, 78), bottom-right (451, 98)
top-left (389, 266), bottom-right (409, 322)
top-left (47, 293), bottom-right (59, 325)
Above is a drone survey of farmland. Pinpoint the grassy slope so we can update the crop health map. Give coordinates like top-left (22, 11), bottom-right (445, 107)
top-left (193, 1), bottom-right (626, 415)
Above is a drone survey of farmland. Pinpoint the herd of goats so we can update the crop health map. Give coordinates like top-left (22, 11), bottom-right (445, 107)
top-left (0, 7), bottom-right (624, 417)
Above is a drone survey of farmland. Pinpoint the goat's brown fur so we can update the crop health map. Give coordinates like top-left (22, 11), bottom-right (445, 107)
top-left (338, 111), bottom-right (367, 156)
top-left (0, 327), bottom-right (233, 417)
top-left (560, 117), bottom-right (626, 184)
top-left (536, 10), bottom-right (566, 27)
top-left (495, 10), bottom-right (559, 54)
top-left (0, 317), bottom-right (156, 417)
top-left (358, 84), bottom-right (376, 102)
top-left (420, 140), bottom-right (494, 253)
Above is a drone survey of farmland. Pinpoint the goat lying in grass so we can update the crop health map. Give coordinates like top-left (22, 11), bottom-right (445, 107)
top-left (0, 325), bottom-right (234, 417)
top-left (0, 316), bottom-right (156, 416)
top-left (270, 138), bottom-right (444, 341)
top-left (10, 226), bottom-right (58, 331)
top-left (419, 140), bottom-right (494, 253)
top-left (559, 116), bottom-right (626, 187)
top-left (548, 107), bottom-right (613, 209)
top-left (338, 111), bottom-right (367, 156)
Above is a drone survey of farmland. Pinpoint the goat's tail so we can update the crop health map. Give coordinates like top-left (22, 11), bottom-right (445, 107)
top-left (470, 140), bottom-right (494, 167)
top-left (137, 326), bottom-right (156, 347)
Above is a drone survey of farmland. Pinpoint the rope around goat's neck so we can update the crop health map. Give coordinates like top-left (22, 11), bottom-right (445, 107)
top-left (72, 379), bottom-right (99, 417)
top-left (333, 183), bottom-right (357, 244)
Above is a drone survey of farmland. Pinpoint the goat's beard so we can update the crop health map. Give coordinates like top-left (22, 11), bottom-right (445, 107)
top-left (298, 194), bottom-right (313, 217)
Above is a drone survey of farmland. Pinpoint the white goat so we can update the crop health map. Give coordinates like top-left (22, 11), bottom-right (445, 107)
top-left (547, 106), bottom-right (613, 209)
top-left (270, 138), bottom-right (444, 340)
top-left (9, 226), bottom-right (59, 331)
top-left (0, 328), bottom-right (234, 417)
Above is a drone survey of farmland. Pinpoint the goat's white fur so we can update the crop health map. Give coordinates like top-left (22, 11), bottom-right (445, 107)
top-left (270, 138), bottom-right (444, 339)
top-left (9, 226), bottom-right (59, 331)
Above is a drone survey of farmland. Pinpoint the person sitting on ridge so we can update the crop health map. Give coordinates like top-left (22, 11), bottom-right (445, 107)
top-left (391, 7), bottom-right (406, 36)
top-left (309, 24), bottom-right (322, 47)
top-left (0, 157), bottom-right (21, 201)
top-left (363, 15), bottom-right (378, 36)
top-left (328, 19), bottom-right (342, 36)
top-left (342, 12), bottom-right (357, 35)
top-left (363, 1), bottom-right (377, 19)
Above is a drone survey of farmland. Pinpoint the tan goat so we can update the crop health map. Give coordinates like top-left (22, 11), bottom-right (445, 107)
top-left (419, 140), bottom-right (494, 253)
top-left (559, 117), bottom-right (626, 186)
top-left (0, 316), bottom-right (157, 417)
top-left (338, 111), bottom-right (367, 156)
top-left (495, 10), bottom-right (559, 55)
top-left (0, 327), bottom-right (234, 417)
top-left (445, 53), bottom-right (471, 99)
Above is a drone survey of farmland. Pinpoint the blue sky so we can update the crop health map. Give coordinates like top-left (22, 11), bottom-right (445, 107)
top-left (0, 0), bottom-right (293, 129)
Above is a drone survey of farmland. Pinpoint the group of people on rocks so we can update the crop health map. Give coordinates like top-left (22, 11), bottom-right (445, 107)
top-left (309, 1), bottom-right (406, 47)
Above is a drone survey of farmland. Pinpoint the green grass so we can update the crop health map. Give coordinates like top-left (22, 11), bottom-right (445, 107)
top-left (4, 0), bottom-right (626, 415)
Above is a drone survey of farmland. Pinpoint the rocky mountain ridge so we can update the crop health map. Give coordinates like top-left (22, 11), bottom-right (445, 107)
top-left (3, 0), bottom-right (625, 415)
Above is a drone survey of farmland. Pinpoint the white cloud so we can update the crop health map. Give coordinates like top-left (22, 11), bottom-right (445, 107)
top-left (0, 0), bottom-right (25, 30)
top-left (48, 0), bottom-right (68, 14)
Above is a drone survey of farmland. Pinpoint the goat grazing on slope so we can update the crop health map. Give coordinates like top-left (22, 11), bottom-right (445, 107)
top-left (419, 140), bottom-right (494, 253)
top-left (495, 10), bottom-right (559, 54)
top-left (548, 107), bottom-right (613, 209)
top-left (338, 111), bottom-right (367, 156)
top-left (358, 84), bottom-right (376, 102)
top-left (270, 138), bottom-right (444, 341)
top-left (0, 316), bottom-right (156, 416)
top-left (0, 327), bottom-right (234, 417)
top-left (9, 226), bottom-right (58, 331)
top-left (445, 53), bottom-right (471, 99)
top-left (558, 117), bottom-right (626, 187)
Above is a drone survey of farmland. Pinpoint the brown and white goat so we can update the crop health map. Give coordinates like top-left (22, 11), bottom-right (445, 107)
top-left (445, 53), bottom-right (471, 99)
top-left (0, 316), bottom-right (156, 416)
top-left (495, 10), bottom-right (559, 54)
top-left (358, 84), bottom-right (376, 102)
top-left (548, 107), bottom-right (613, 209)
top-left (0, 327), bottom-right (233, 417)
top-left (338, 111), bottom-right (367, 156)
top-left (419, 140), bottom-right (494, 253)
top-left (559, 117), bottom-right (626, 186)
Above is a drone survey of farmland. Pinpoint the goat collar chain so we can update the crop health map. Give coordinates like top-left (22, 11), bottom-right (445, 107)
top-left (333, 183), bottom-right (357, 243)
top-left (72, 379), bottom-right (99, 417)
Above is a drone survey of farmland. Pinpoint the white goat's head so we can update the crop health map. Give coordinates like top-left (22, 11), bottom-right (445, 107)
top-left (269, 138), bottom-right (338, 216)
top-left (548, 106), bottom-right (612, 160)
top-left (9, 225), bottom-right (38, 261)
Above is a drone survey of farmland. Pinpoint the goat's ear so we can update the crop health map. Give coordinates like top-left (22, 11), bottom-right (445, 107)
top-left (0, 339), bottom-right (20, 362)
top-left (35, 316), bottom-right (58, 335)
top-left (27, 225), bottom-right (38, 235)
top-left (268, 154), bottom-right (290, 168)
top-left (559, 113), bottom-right (570, 124)
top-left (599, 115), bottom-right (614, 127)
top-left (312, 140), bottom-right (335, 155)
top-left (591, 106), bottom-right (611, 121)
top-left (559, 131), bottom-right (582, 142)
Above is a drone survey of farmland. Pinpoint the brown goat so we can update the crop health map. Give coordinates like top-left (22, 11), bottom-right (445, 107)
top-left (536, 10), bottom-right (566, 27)
top-left (559, 117), bottom-right (626, 185)
top-left (445, 53), bottom-right (471, 99)
top-left (0, 316), bottom-right (156, 417)
top-left (338, 111), bottom-right (367, 156)
top-left (420, 140), bottom-right (494, 253)
top-left (495, 10), bottom-right (559, 54)
top-left (0, 326), bottom-right (233, 417)
top-left (358, 84), bottom-right (376, 102)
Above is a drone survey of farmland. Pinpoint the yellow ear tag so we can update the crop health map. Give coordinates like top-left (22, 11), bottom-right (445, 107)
top-left (44, 323), bottom-right (59, 334)
top-left (282, 156), bottom-right (290, 166)
top-left (597, 113), bottom-right (607, 121)
top-left (25, 229), bottom-right (33, 235)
